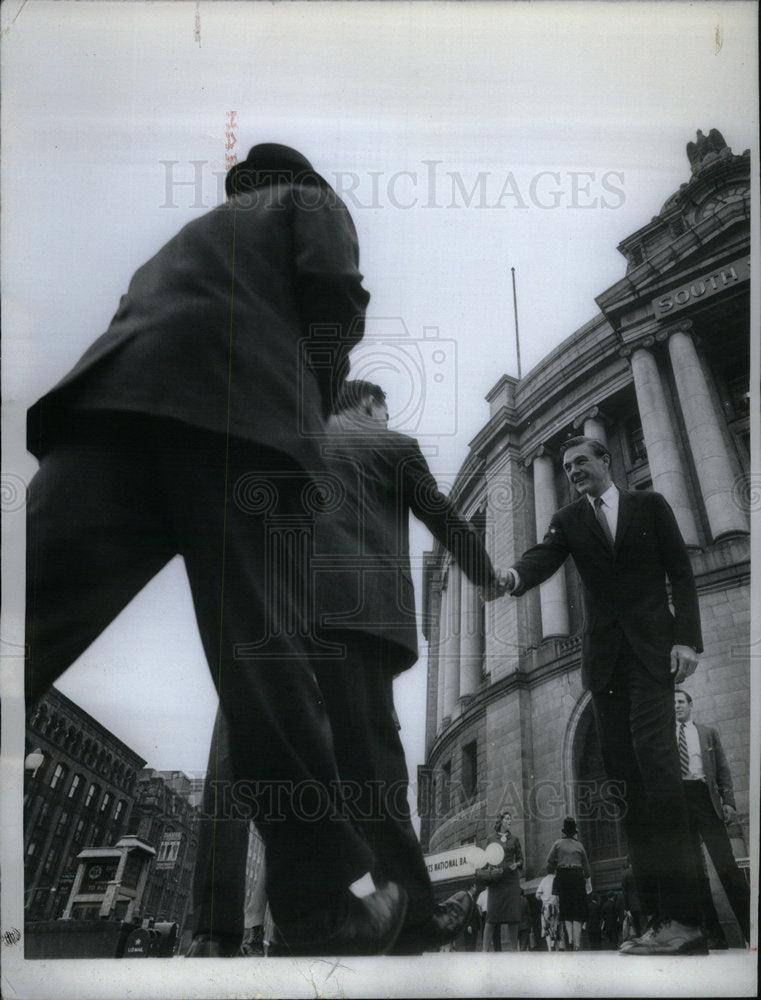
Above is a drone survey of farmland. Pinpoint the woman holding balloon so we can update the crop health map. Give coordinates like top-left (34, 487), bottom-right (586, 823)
top-left (476, 810), bottom-right (524, 951)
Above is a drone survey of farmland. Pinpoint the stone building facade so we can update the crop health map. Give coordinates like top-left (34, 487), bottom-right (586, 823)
top-left (25, 690), bottom-right (200, 941)
top-left (24, 688), bottom-right (146, 921)
top-left (419, 130), bottom-right (752, 918)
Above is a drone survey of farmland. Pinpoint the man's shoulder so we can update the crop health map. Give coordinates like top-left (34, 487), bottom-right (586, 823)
top-left (553, 495), bottom-right (588, 520)
top-left (695, 722), bottom-right (721, 742)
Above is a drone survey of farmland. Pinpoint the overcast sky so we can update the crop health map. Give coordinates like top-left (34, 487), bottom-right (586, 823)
top-left (2, 0), bottom-right (757, 785)
top-left (2, 3), bottom-right (758, 998)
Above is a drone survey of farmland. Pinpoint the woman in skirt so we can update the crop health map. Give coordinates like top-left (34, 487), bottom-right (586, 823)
top-left (545, 816), bottom-right (592, 951)
top-left (481, 811), bottom-right (524, 951)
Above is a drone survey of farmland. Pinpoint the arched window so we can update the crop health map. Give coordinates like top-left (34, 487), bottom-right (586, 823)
top-left (84, 783), bottom-right (99, 809)
top-left (67, 774), bottom-right (83, 800)
top-left (49, 763), bottom-right (68, 791)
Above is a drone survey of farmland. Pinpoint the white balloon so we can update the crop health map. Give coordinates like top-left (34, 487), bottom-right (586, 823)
top-left (467, 846), bottom-right (487, 869)
top-left (484, 842), bottom-right (505, 866)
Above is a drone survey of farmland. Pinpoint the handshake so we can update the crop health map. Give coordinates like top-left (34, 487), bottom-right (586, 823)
top-left (480, 569), bottom-right (518, 603)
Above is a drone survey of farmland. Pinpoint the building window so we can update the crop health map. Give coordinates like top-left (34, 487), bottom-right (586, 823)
top-left (462, 741), bottom-right (478, 800)
top-left (54, 810), bottom-right (70, 839)
top-left (84, 783), bottom-right (99, 809)
top-left (49, 763), bottom-right (68, 791)
top-left (627, 419), bottom-right (647, 464)
top-left (72, 818), bottom-right (87, 843)
top-left (26, 841), bottom-right (39, 859)
top-left (67, 774), bottom-right (83, 800)
top-left (43, 846), bottom-right (60, 876)
top-left (113, 800), bottom-right (124, 825)
top-left (100, 791), bottom-right (111, 815)
top-left (440, 761), bottom-right (451, 814)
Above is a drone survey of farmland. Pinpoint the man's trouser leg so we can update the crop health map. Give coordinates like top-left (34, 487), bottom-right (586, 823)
top-left (25, 412), bottom-right (374, 930)
top-left (311, 632), bottom-right (436, 928)
top-left (592, 646), bottom-right (703, 927)
top-left (192, 712), bottom-right (249, 942)
top-left (685, 781), bottom-right (750, 943)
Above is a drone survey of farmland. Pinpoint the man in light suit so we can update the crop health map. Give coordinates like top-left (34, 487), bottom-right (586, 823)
top-left (194, 380), bottom-right (504, 956)
top-left (674, 688), bottom-right (750, 947)
top-left (24, 144), bottom-right (409, 956)
top-left (503, 436), bottom-right (706, 955)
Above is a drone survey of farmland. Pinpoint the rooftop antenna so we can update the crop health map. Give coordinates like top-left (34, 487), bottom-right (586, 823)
top-left (511, 266), bottom-right (522, 380)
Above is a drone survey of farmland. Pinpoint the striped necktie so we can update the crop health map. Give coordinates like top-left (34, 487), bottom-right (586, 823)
top-left (593, 496), bottom-right (615, 550)
top-left (678, 723), bottom-right (690, 778)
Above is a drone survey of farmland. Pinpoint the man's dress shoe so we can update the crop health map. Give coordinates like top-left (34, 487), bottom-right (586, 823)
top-left (268, 882), bottom-right (407, 957)
top-left (619, 918), bottom-right (708, 955)
top-left (391, 890), bottom-right (475, 955)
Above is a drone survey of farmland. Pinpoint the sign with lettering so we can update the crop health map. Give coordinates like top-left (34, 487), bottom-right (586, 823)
top-left (653, 257), bottom-right (750, 318)
top-left (424, 845), bottom-right (480, 883)
top-left (82, 860), bottom-right (119, 894)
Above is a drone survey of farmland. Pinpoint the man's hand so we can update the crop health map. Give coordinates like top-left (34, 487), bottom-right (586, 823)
top-left (722, 803), bottom-right (736, 825)
top-left (670, 644), bottom-right (699, 683)
top-left (480, 579), bottom-right (503, 602)
top-left (481, 569), bottom-right (513, 602)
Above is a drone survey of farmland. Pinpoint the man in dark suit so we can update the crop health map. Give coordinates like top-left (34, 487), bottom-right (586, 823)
top-left (503, 435), bottom-right (706, 955)
top-left (24, 144), bottom-right (409, 956)
top-left (674, 688), bottom-right (750, 947)
top-left (194, 379), bottom-right (504, 956)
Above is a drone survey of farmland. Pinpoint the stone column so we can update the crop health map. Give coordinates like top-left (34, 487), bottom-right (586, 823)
top-left (664, 323), bottom-right (748, 540)
top-left (573, 406), bottom-right (610, 446)
top-left (436, 580), bottom-right (449, 729)
top-left (625, 338), bottom-right (700, 547)
top-left (459, 573), bottom-right (484, 698)
top-left (531, 450), bottom-right (570, 637)
top-left (443, 566), bottom-right (461, 719)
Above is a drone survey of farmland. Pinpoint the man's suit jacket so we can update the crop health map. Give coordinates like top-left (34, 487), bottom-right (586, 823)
top-left (512, 488), bottom-right (702, 691)
top-left (695, 723), bottom-right (736, 820)
top-left (313, 420), bottom-right (497, 671)
top-left (27, 180), bottom-right (369, 474)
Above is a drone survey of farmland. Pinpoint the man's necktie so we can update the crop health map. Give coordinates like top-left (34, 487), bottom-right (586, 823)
top-left (593, 496), bottom-right (615, 550)
top-left (678, 723), bottom-right (690, 778)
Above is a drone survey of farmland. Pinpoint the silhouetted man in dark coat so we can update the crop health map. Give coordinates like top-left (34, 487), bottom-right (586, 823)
top-left (194, 380), bottom-right (503, 955)
top-left (24, 144), bottom-right (409, 956)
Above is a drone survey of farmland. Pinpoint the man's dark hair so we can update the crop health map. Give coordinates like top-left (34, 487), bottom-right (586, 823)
top-left (560, 435), bottom-right (611, 464)
top-left (674, 687), bottom-right (693, 704)
top-left (334, 380), bottom-right (386, 415)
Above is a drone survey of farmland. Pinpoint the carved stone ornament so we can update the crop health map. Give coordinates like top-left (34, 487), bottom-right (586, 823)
top-left (686, 128), bottom-right (732, 175)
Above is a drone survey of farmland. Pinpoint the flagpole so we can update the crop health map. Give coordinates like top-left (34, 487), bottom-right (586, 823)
top-left (511, 266), bottom-right (522, 380)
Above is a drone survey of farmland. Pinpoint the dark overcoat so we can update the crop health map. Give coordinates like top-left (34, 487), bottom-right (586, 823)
top-left (484, 832), bottom-right (523, 923)
top-left (313, 420), bottom-right (497, 670)
top-left (27, 180), bottom-right (369, 471)
top-left (695, 723), bottom-right (737, 820)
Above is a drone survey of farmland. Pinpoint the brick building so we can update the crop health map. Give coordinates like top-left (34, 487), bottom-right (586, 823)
top-left (25, 690), bottom-right (200, 942)
top-left (132, 769), bottom-right (199, 939)
top-left (24, 688), bottom-right (146, 921)
top-left (419, 129), bottom-right (751, 933)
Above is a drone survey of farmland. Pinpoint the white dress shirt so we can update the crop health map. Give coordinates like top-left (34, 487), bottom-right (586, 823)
top-left (677, 719), bottom-right (706, 781)
top-left (508, 483), bottom-right (619, 593)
